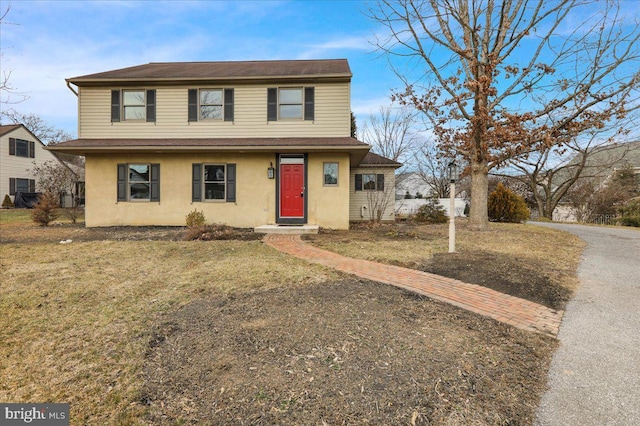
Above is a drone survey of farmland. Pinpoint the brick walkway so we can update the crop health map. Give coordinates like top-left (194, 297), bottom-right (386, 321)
top-left (264, 234), bottom-right (563, 337)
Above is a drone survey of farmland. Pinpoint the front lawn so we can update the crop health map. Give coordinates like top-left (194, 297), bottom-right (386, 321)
top-left (0, 210), bottom-right (583, 424)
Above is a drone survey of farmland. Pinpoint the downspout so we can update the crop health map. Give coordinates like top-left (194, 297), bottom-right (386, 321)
top-left (66, 80), bottom-right (78, 96)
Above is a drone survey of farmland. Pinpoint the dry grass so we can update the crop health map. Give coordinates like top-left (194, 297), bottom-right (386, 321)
top-left (0, 211), bottom-right (585, 424)
top-left (310, 220), bottom-right (585, 293)
top-left (0, 210), bottom-right (339, 424)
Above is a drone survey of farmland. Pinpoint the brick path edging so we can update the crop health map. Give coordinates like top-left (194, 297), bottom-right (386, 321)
top-left (264, 234), bottom-right (563, 337)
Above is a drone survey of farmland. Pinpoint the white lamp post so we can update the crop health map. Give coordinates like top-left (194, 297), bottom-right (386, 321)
top-left (448, 161), bottom-right (457, 253)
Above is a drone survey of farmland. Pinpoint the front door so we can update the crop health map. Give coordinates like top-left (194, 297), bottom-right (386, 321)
top-left (279, 157), bottom-right (305, 223)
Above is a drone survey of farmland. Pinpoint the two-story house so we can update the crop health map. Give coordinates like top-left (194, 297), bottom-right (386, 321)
top-left (0, 124), bottom-right (74, 207)
top-left (49, 59), bottom-right (400, 229)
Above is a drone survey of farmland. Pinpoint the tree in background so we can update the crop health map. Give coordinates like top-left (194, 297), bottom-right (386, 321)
top-left (0, 5), bottom-right (28, 105)
top-left (30, 160), bottom-right (80, 206)
top-left (369, 0), bottom-right (640, 230)
top-left (359, 102), bottom-right (418, 166)
top-left (565, 164), bottom-right (639, 223)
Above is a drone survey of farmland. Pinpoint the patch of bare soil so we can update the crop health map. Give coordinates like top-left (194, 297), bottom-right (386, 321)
top-left (0, 224), bottom-right (259, 243)
top-left (421, 251), bottom-right (571, 311)
top-left (142, 279), bottom-right (556, 425)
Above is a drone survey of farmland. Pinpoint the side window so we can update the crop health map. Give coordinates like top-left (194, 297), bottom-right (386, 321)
top-left (323, 162), bottom-right (338, 186)
top-left (9, 138), bottom-right (35, 158)
top-left (355, 173), bottom-right (384, 191)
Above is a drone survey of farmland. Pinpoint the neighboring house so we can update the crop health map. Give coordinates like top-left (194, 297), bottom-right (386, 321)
top-left (0, 124), bottom-right (76, 206)
top-left (49, 59), bottom-right (400, 228)
top-left (395, 172), bottom-right (437, 200)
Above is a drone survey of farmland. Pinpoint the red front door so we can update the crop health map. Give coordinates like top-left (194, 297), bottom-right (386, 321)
top-left (280, 163), bottom-right (304, 218)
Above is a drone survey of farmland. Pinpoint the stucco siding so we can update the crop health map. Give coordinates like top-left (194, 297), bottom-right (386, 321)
top-left (84, 152), bottom-right (350, 229)
top-left (349, 168), bottom-right (396, 222)
top-left (0, 126), bottom-right (63, 202)
top-left (78, 83), bottom-right (351, 139)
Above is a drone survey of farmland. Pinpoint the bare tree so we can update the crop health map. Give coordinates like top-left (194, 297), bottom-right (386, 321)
top-left (0, 4), bottom-right (28, 105)
top-left (369, 0), bottom-right (640, 230)
top-left (1, 110), bottom-right (73, 144)
top-left (30, 160), bottom-right (81, 207)
top-left (414, 141), bottom-right (452, 197)
top-left (359, 102), bottom-right (418, 166)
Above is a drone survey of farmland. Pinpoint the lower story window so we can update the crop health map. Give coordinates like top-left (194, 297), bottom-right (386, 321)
top-left (129, 164), bottom-right (150, 200)
top-left (117, 163), bottom-right (160, 202)
top-left (363, 174), bottom-right (377, 190)
top-left (9, 178), bottom-right (36, 195)
top-left (204, 164), bottom-right (226, 200)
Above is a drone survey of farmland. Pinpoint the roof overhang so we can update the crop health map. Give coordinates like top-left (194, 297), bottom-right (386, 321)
top-left (47, 137), bottom-right (371, 164)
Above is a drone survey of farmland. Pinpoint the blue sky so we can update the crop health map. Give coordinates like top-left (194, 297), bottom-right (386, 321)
top-left (1, 0), bottom-right (400, 138)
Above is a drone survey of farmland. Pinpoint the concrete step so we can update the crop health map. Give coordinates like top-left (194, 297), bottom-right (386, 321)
top-left (254, 224), bottom-right (319, 234)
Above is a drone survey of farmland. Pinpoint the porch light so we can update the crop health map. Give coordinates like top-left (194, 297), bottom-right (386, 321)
top-left (268, 162), bottom-right (275, 179)
top-left (447, 161), bottom-right (458, 183)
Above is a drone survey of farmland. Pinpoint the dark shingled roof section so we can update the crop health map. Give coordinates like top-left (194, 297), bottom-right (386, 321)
top-left (358, 151), bottom-right (402, 168)
top-left (68, 59), bottom-right (351, 83)
top-left (0, 124), bottom-right (22, 136)
top-left (49, 137), bottom-right (369, 149)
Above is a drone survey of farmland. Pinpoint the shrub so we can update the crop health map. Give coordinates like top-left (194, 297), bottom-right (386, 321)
top-left (2, 194), bottom-right (14, 208)
top-left (619, 198), bottom-right (640, 227)
top-left (183, 224), bottom-right (237, 241)
top-left (62, 206), bottom-right (84, 224)
top-left (488, 183), bottom-right (530, 223)
top-left (31, 192), bottom-right (60, 226)
top-left (414, 197), bottom-right (448, 224)
top-left (185, 209), bottom-right (206, 227)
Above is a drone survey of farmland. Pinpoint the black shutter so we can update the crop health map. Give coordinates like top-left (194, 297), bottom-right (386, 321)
top-left (29, 179), bottom-right (36, 192)
top-left (267, 88), bottom-right (277, 121)
top-left (377, 174), bottom-right (385, 191)
top-left (224, 88), bottom-right (234, 122)
top-left (192, 164), bottom-right (202, 202)
top-left (117, 164), bottom-right (127, 201)
top-left (226, 163), bottom-right (236, 202)
top-left (150, 163), bottom-right (160, 201)
top-left (9, 138), bottom-right (15, 155)
top-left (9, 178), bottom-right (16, 195)
top-left (188, 89), bottom-right (198, 122)
top-left (304, 87), bottom-right (315, 121)
top-left (355, 174), bottom-right (363, 191)
top-left (111, 90), bottom-right (121, 122)
top-left (146, 89), bottom-right (156, 123)
top-left (29, 141), bottom-right (35, 158)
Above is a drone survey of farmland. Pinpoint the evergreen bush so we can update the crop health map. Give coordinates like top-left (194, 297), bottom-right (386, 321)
top-left (31, 192), bottom-right (60, 226)
top-left (2, 194), bottom-right (14, 208)
top-left (488, 183), bottom-right (530, 223)
top-left (414, 197), bottom-right (448, 223)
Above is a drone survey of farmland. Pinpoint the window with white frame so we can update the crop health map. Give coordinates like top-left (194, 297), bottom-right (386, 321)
top-left (123, 90), bottom-right (146, 120)
top-left (203, 164), bottom-right (226, 200)
top-left (200, 89), bottom-right (223, 120)
top-left (278, 88), bottom-right (303, 119)
top-left (323, 162), bottom-right (338, 186)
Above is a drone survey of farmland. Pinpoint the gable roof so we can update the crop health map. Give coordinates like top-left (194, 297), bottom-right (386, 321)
top-left (68, 59), bottom-right (352, 86)
top-left (0, 124), bottom-right (23, 137)
top-left (357, 152), bottom-right (402, 168)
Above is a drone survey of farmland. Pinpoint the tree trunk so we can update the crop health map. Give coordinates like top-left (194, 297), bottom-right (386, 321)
top-left (468, 160), bottom-right (489, 230)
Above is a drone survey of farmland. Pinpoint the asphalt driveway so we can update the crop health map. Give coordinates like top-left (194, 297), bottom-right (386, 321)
top-left (532, 223), bottom-right (640, 425)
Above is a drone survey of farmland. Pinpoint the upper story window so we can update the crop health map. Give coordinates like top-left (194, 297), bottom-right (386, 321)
top-left (123, 90), bottom-right (146, 120)
top-left (9, 138), bottom-right (35, 158)
top-left (279, 88), bottom-right (303, 119)
top-left (111, 89), bottom-right (156, 123)
top-left (188, 88), bottom-right (234, 122)
top-left (200, 90), bottom-right (223, 120)
top-left (267, 87), bottom-right (314, 121)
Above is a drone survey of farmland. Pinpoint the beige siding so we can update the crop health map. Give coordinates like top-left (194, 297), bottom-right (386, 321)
top-left (349, 168), bottom-right (396, 222)
top-left (0, 127), bottom-right (64, 202)
top-left (84, 152), bottom-right (350, 229)
top-left (78, 83), bottom-right (351, 138)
